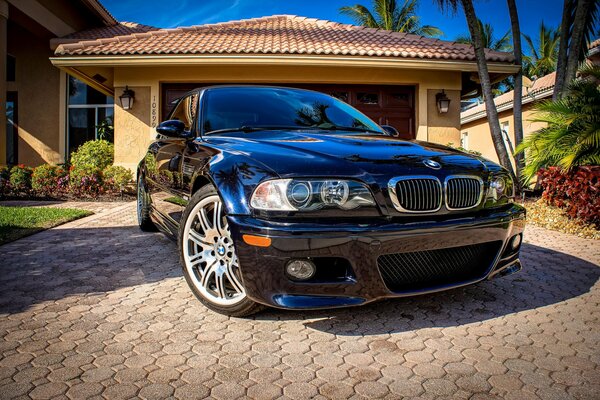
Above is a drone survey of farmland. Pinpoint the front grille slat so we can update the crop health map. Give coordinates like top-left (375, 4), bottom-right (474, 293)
top-left (377, 241), bottom-right (502, 292)
top-left (390, 177), bottom-right (442, 213)
top-left (446, 176), bottom-right (483, 210)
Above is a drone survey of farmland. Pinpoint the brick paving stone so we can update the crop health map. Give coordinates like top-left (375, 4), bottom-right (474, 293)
top-left (0, 202), bottom-right (598, 399)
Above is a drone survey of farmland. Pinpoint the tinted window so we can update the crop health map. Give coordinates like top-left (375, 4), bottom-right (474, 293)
top-left (203, 87), bottom-right (382, 134)
top-left (170, 93), bottom-right (198, 131)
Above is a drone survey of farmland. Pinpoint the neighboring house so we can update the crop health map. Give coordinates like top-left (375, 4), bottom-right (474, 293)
top-left (2, 1), bottom-right (519, 170)
top-left (460, 38), bottom-right (600, 167)
top-left (460, 72), bottom-right (556, 167)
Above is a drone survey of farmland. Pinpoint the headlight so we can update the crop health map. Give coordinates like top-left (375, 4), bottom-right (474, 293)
top-left (250, 179), bottom-right (375, 211)
top-left (486, 174), bottom-right (514, 204)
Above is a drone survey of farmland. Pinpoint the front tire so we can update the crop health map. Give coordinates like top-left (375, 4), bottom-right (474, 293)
top-left (178, 185), bottom-right (262, 317)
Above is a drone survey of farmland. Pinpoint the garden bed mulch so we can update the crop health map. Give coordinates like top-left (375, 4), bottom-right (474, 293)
top-left (520, 198), bottom-right (600, 240)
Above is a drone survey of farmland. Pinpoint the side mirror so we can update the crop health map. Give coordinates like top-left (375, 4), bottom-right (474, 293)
top-left (156, 120), bottom-right (188, 138)
top-left (381, 125), bottom-right (399, 137)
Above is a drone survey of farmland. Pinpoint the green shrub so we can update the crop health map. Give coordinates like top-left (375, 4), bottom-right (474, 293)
top-left (32, 164), bottom-right (66, 196)
top-left (0, 166), bottom-right (10, 194)
top-left (9, 165), bottom-right (33, 192)
top-left (69, 172), bottom-right (104, 197)
top-left (103, 165), bottom-right (133, 192)
top-left (70, 140), bottom-right (114, 172)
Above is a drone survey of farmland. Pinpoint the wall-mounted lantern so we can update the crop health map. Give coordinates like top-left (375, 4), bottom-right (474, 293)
top-left (436, 90), bottom-right (451, 114)
top-left (119, 86), bottom-right (135, 110)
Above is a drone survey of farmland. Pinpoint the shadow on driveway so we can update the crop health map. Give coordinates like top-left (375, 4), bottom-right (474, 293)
top-left (256, 243), bottom-right (600, 334)
top-left (1, 225), bottom-right (598, 336)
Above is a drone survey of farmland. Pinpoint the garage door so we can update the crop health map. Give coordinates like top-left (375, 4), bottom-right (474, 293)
top-left (162, 84), bottom-right (415, 139)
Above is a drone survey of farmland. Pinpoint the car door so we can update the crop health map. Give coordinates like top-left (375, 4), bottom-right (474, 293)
top-left (146, 92), bottom-right (199, 236)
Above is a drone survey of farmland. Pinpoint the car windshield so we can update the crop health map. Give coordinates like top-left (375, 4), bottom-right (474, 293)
top-left (202, 87), bottom-right (384, 135)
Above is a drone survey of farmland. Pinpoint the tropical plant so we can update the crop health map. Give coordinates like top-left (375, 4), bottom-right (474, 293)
top-left (435, 0), bottom-right (516, 177)
top-left (340, 0), bottom-right (443, 37)
top-left (522, 22), bottom-right (560, 78)
top-left (70, 140), bottom-right (114, 173)
top-left (96, 117), bottom-right (114, 142)
top-left (103, 165), bottom-right (133, 192)
top-left (9, 165), bottom-right (33, 192)
top-left (554, 0), bottom-right (599, 99)
top-left (455, 19), bottom-right (512, 52)
top-left (32, 164), bottom-right (67, 197)
top-left (516, 64), bottom-right (600, 183)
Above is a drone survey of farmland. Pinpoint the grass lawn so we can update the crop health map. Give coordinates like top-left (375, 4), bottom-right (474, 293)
top-left (0, 206), bottom-right (93, 245)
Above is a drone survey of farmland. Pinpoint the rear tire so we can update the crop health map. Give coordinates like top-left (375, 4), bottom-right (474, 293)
top-left (178, 185), bottom-right (263, 317)
top-left (137, 175), bottom-right (157, 232)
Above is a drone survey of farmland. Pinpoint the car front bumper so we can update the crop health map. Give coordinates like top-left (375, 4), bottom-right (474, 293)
top-left (227, 204), bottom-right (526, 310)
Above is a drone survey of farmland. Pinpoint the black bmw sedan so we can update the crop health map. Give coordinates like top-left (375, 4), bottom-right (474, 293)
top-left (137, 85), bottom-right (525, 316)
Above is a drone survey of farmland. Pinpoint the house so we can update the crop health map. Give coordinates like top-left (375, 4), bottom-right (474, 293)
top-left (0, 0), bottom-right (155, 166)
top-left (460, 72), bottom-right (556, 166)
top-left (460, 38), bottom-right (600, 166)
top-left (2, 1), bottom-right (519, 171)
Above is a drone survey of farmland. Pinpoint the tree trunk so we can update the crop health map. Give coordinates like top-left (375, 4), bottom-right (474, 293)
top-left (554, 0), bottom-right (573, 100)
top-left (507, 0), bottom-right (524, 187)
top-left (565, 0), bottom-right (592, 86)
top-left (461, 0), bottom-right (516, 177)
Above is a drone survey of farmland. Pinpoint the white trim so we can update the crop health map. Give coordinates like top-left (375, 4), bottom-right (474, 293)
top-left (50, 54), bottom-right (519, 74)
top-left (460, 86), bottom-right (554, 124)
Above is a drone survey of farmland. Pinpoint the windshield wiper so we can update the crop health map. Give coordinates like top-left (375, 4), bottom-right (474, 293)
top-left (205, 126), bottom-right (310, 135)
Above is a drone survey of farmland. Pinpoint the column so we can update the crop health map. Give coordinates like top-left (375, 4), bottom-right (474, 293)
top-left (0, 0), bottom-right (7, 165)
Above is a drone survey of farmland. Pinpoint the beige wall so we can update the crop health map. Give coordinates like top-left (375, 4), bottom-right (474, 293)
top-left (110, 64), bottom-right (462, 169)
top-left (113, 86), bottom-right (151, 171)
top-left (427, 89), bottom-right (461, 145)
top-left (7, 22), bottom-right (64, 166)
top-left (461, 103), bottom-right (547, 168)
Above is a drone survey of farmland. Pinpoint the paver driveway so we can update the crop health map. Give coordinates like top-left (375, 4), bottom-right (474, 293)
top-left (0, 202), bottom-right (599, 400)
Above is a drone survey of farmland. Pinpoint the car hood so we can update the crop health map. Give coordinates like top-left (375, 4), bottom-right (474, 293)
top-left (204, 130), bottom-right (490, 185)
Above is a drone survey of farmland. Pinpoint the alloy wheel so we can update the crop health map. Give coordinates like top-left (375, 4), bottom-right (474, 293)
top-left (182, 195), bottom-right (246, 306)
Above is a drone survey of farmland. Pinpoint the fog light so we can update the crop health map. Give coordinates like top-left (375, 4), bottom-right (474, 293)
top-left (510, 234), bottom-right (522, 250)
top-left (285, 259), bottom-right (316, 281)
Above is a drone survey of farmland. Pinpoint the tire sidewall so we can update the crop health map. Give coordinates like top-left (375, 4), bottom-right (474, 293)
top-left (178, 184), bottom-right (259, 316)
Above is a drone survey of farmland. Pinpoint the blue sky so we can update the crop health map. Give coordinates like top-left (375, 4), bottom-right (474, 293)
top-left (102, 0), bottom-right (564, 45)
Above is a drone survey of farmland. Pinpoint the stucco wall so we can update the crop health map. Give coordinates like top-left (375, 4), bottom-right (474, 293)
top-left (427, 89), bottom-right (461, 145)
top-left (461, 103), bottom-right (547, 167)
top-left (7, 22), bottom-right (63, 166)
top-left (111, 64), bottom-right (462, 169)
top-left (113, 86), bottom-right (152, 171)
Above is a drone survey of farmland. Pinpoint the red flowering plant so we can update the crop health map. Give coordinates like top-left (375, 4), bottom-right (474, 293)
top-left (537, 166), bottom-right (600, 227)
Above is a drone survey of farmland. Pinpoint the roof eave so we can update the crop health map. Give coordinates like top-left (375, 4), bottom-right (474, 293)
top-left (50, 54), bottom-right (519, 74)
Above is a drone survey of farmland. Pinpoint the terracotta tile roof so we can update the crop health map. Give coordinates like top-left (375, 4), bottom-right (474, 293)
top-left (590, 38), bottom-right (600, 50)
top-left (461, 72), bottom-right (556, 123)
top-left (60, 21), bottom-right (158, 40)
top-left (54, 15), bottom-right (514, 63)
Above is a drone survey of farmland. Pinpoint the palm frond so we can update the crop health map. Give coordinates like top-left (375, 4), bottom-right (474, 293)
top-left (339, 5), bottom-right (379, 28)
top-left (517, 64), bottom-right (600, 184)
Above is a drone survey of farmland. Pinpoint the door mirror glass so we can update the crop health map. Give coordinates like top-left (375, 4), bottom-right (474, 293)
top-left (381, 125), bottom-right (399, 137)
top-left (156, 120), bottom-right (187, 138)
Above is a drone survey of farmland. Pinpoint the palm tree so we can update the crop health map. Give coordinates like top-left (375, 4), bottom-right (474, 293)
top-left (554, 0), bottom-right (599, 99)
top-left (507, 0), bottom-right (524, 183)
top-left (455, 19), bottom-right (512, 52)
top-left (522, 22), bottom-right (560, 78)
top-left (516, 65), bottom-right (600, 183)
top-left (340, 0), bottom-right (443, 37)
top-left (436, 0), bottom-right (515, 176)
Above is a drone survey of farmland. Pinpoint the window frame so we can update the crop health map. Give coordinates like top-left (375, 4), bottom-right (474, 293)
top-left (66, 77), bottom-right (114, 159)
